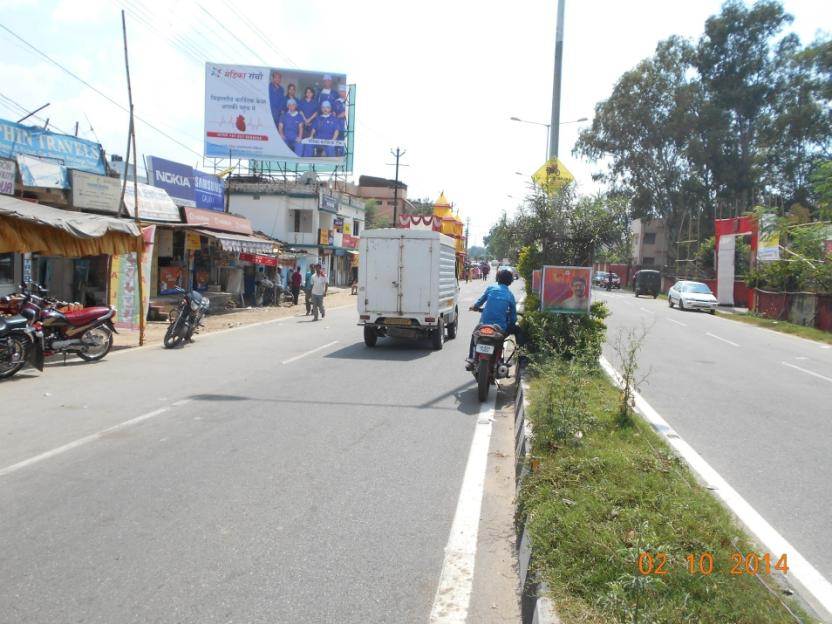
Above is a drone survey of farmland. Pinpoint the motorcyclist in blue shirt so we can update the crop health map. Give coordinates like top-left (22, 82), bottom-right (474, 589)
top-left (278, 98), bottom-right (304, 155)
top-left (466, 269), bottom-right (517, 369)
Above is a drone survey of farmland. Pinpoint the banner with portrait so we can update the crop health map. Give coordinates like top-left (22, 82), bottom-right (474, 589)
top-left (541, 265), bottom-right (592, 314)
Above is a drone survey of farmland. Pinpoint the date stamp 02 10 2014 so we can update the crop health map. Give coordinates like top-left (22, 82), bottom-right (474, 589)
top-left (637, 552), bottom-right (790, 577)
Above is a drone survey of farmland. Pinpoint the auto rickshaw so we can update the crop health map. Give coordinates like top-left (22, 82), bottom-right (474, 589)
top-left (633, 269), bottom-right (661, 298)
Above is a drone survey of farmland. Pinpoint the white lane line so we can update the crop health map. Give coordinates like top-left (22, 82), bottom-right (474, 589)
top-left (705, 332), bottom-right (739, 347)
top-left (0, 406), bottom-right (173, 478)
top-left (600, 356), bottom-right (832, 619)
top-left (281, 340), bottom-right (339, 365)
top-left (667, 318), bottom-right (687, 327)
top-left (430, 399), bottom-right (495, 623)
top-left (782, 361), bottom-right (832, 385)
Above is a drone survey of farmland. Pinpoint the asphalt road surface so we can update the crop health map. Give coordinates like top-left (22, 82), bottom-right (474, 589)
top-left (598, 288), bottom-right (832, 586)
top-left (0, 279), bottom-right (514, 624)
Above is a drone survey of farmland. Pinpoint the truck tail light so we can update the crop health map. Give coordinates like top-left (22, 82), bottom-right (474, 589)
top-left (425, 316), bottom-right (435, 323)
top-left (359, 314), bottom-right (370, 320)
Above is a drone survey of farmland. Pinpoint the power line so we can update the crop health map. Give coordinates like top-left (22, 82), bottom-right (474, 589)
top-left (196, 3), bottom-right (270, 66)
top-left (0, 91), bottom-right (70, 134)
top-left (0, 21), bottom-right (203, 158)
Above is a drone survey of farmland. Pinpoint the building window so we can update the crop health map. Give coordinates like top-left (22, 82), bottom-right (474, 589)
top-left (643, 256), bottom-right (655, 266)
top-left (353, 220), bottom-right (360, 236)
top-left (293, 210), bottom-right (301, 233)
top-left (643, 232), bottom-right (656, 245)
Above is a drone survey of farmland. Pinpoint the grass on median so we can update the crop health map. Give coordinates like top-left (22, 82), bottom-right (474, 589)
top-left (715, 311), bottom-right (832, 346)
top-left (518, 361), bottom-right (814, 624)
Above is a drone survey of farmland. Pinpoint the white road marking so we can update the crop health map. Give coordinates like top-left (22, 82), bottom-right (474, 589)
top-left (782, 361), bottom-right (832, 385)
top-left (705, 332), bottom-right (739, 347)
top-left (639, 307), bottom-right (654, 314)
top-left (0, 406), bottom-right (173, 478)
top-left (600, 356), bottom-right (832, 619)
top-left (430, 399), bottom-right (495, 623)
top-left (667, 318), bottom-right (687, 327)
top-left (281, 340), bottom-right (339, 365)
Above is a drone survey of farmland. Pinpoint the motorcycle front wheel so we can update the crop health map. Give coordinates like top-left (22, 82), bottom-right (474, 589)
top-left (0, 335), bottom-right (27, 379)
top-left (164, 315), bottom-right (186, 349)
top-left (476, 358), bottom-right (490, 402)
top-left (78, 326), bottom-right (113, 361)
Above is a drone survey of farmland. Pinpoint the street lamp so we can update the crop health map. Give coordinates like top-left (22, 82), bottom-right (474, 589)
top-left (510, 116), bottom-right (588, 159)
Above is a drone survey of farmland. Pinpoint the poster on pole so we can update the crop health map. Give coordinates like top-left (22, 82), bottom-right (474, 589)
top-left (541, 265), bottom-right (592, 314)
top-left (204, 63), bottom-right (349, 163)
top-left (757, 213), bottom-right (780, 262)
top-left (531, 269), bottom-right (541, 293)
top-left (109, 226), bottom-right (154, 331)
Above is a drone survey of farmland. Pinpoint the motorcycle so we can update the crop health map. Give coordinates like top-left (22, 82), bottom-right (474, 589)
top-left (468, 306), bottom-right (519, 402)
top-left (164, 288), bottom-right (210, 348)
top-left (14, 284), bottom-right (116, 362)
top-left (0, 313), bottom-right (44, 380)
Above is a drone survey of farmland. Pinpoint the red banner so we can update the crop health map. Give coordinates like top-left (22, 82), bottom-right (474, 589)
top-left (239, 252), bottom-right (277, 266)
top-left (342, 233), bottom-right (358, 249)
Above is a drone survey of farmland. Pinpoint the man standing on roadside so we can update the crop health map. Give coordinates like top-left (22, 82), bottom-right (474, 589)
top-left (310, 264), bottom-right (328, 320)
top-left (304, 264), bottom-right (316, 315)
top-left (291, 267), bottom-right (302, 305)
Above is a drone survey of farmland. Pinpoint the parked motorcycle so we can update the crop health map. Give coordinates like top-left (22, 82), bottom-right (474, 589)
top-left (468, 306), bottom-right (519, 402)
top-left (164, 288), bottom-right (210, 348)
top-left (0, 313), bottom-right (44, 380)
top-left (13, 284), bottom-right (116, 362)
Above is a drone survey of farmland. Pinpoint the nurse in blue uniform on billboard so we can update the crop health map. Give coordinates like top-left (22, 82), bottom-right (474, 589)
top-left (268, 70), bottom-right (286, 128)
top-left (298, 87), bottom-right (318, 129)
top-left (317, 74), bottom-right (335, 112)
top-left (285, 84), bottom-right (297, 113)
top-left (278, 99), bottom-right (304, 155)
top-left (311, 100), bottom-right (340, 157)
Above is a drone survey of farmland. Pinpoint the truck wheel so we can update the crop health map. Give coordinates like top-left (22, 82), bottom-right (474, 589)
top-left (431, 319), bottom-right (444, 350)
top-left (446, 314), bottom-right (457, 340)
top-left (477, 359), bottom-right (490, 402)
top-left (363, 326), bottom-right (378, 347)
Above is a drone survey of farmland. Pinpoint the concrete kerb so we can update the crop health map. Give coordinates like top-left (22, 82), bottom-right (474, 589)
top-left (513, 370), bottom-right (561, 624)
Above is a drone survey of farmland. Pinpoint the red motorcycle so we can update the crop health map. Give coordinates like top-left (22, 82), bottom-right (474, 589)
top-left (7, 284), bottom-right (117, 362)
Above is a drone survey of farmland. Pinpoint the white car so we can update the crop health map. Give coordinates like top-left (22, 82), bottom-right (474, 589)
top-left (668, 280), bottom-right (718, 314)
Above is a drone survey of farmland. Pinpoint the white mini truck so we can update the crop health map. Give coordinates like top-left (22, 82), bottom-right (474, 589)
top-left (357, 228), bottom-right (459, 349)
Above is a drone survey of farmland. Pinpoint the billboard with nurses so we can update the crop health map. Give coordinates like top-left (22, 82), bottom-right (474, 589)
top-left (204, 63), bottom-right (349, 163)
top-left (541, 266), bottom-right (592, 314)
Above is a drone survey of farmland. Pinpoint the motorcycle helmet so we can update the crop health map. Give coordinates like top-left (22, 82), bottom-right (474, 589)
top-left (497, 269), bottom-right (514, 285)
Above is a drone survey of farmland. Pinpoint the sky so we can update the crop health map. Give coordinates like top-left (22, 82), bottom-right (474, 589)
top-left (0, 0), bottom-right (829, 245)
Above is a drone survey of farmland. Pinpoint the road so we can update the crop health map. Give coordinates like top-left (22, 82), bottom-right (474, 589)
top-left (598, 288), bottom-right (832, 587)
top-left (0, 279), bottom-right (517, 624)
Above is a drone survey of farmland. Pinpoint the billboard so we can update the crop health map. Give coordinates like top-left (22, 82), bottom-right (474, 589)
top-left (70, 170), bottom-right (123, 213)
top-left (194, 170), bottom-right (224, 211)
top-left (204, 63), bottom-right (349, 163)
top-left (0, 118), bottom-right (106, 174)
top-left (541, 266), bottom-right (592, 314)
top-left (146, 156), bottom-right (225, 212)
top-left (123, 182), bottom-right (181, 222)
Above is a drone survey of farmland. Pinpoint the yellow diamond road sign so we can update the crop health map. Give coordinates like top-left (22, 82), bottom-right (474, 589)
top-left (532, 157), bottom-right (574, 194)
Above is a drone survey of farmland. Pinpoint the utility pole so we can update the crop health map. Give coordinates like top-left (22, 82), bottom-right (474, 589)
top-left (16, 103), bottom-right (50, 124)
top-left (549, 0), bottom-right (565, 159)
top-left (389, 147), bottom-right (407, 227)
top-left (120, 10), bottom-right (145, 346)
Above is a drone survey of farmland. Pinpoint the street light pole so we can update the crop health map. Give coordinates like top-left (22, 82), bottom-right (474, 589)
top-left (549, 0), bottom-right (566, 159)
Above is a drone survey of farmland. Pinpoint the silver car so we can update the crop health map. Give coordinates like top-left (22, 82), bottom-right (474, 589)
top-left (668, 281), bottom-right (718, 314)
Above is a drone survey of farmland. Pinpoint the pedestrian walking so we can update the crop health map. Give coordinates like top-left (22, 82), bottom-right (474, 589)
top-left (291, 267), bottom-right (302, 305)
top-left (310, 264), bottom-right (328, 320)
top-left (304, 264), bottom-right (315, 315)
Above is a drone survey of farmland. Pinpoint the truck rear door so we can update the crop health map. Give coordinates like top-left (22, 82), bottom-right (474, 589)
top-left (364, 237), bottom-right (402, 314)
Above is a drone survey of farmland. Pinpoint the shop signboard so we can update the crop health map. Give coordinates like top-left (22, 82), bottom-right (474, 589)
top-left (342, 233), bottom-right (358, 249)
top-left (532, 269), bottom-right (541, 293)
top-left (185, 231), bottom-right (202, 251)
top-left (146, 156), bottom-right (196, 207)
top-left (204, 63), bottom-right (349, 163)
top-left (318, 228), bottom-right (333, 246)
top-left (239, 252), bottom-right (277, 266)
top-left (109, 225), bottom-right (155, 331)
top-left (332, 231), bottom-right (343, 248)
top-left (540, 265), bottom-right (592, 314)
top-left (70, 170), bottom-right (123, 213)
top-left (194, 170), bottom-right (225, 211)
top-left (0, 118), bottom-right (106, 174)
top-left (343, 221), bottom-right (351, 235)
top-left (183, 206), bottom-right (252, 235)
top-left (123, 182), bottom-right (181, 222)
top-left (320, 195), bottom-right (338, 212)
top-left (0, 157), bottom-right (15, 195)
top-left (16, 154), bottom-right (68, 189)
top-left (333, 216), bottom-right (344, 232)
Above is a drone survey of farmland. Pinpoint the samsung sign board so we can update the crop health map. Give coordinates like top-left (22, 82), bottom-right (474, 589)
top-left (146, 156), bottom-right (225, 212)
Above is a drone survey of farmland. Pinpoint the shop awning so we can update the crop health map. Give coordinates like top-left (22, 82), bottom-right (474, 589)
top-left (0, 195), bottom-right (141, 256)
top-left (195, 228), bottom-right (278, 254)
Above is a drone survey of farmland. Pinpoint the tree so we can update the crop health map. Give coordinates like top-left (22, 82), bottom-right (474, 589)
top-left (467, 245), bottom-right (488, 259)
top-left (407, 197), bottom-right (435, 216)
top-left (364, 199), bottom-right (382, 229)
